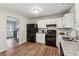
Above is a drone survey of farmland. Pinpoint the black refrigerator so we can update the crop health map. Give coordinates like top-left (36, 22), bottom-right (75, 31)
top-left (27, 24), bottom-right (38, 43)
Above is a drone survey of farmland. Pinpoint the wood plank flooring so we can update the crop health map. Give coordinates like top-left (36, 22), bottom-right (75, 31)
top-left (0, 42), bottom-right (59, 56)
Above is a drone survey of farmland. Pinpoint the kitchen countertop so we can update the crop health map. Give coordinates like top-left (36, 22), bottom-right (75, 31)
top-left (36, 33), bottom-right (46, 34)
top-left (60, 36), bottom-right (79, 56)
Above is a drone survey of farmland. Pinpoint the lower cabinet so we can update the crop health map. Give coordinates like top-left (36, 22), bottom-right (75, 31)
top-left (36, 33), bottom-right (45, 44)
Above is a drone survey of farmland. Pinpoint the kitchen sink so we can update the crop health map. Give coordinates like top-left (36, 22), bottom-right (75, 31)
top-left (62, 36), bottom-right (79, 43)
top-left (62, 37), bottom-right (71, 41)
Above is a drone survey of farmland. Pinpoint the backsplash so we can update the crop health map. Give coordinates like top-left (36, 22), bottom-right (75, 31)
top-left (38, 26), bottom-right (71, 36)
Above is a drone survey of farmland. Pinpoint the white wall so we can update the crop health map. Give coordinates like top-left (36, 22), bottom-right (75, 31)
top-left (0, 8), bottom-right (29, 52)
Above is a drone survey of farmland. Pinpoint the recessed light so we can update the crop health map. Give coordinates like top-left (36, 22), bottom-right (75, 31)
top-left (32, 8), bottom-right (40, 14)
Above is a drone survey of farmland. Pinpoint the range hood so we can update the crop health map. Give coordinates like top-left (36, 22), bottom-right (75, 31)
top-left (46, 24), bottom-right (56, 26)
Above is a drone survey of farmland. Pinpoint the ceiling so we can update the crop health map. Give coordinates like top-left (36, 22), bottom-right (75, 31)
top-left (0, 3), bottom-right (74, 19)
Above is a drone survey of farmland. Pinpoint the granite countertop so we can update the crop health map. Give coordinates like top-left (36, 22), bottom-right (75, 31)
top-left (61, 37), bottom-right (79, 56)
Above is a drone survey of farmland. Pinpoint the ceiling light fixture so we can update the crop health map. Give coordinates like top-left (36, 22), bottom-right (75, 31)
top-left (32, 8), bottom-right (40, 14)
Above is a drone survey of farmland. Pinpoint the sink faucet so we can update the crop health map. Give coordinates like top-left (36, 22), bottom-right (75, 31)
top-left (70, 28), bottom-right (79, 37)
top-left (69, 28), bottom-right (79, 42)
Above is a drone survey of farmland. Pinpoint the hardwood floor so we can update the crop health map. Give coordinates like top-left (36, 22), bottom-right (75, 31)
top-left (0, 42), bottom-right (59, 56)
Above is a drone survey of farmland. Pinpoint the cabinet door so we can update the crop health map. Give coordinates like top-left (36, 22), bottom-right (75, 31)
top-left (50, 18), bottom-right (56, 24)
top-left (38, 20), bottom-right (46, 28)
top-left (40, 34), bottom-right (45, 44)
top-left (62, 15), bottom-right (66, 27)
top-left (63, 13), bottom-right (74, 28)
top-left (75, 4), bottom-right (79, 24)
top-left (75, 4), bottom-right (79, 31)
top-left (36, 34), bottom-right (41, 43)
top-left (45, 20), bottom-right (50, 25)
top-left (56, 17), bottom-right (63, 28)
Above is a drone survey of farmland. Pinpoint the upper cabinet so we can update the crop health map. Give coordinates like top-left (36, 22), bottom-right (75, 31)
top-left (75, 4), bottom-right (79, 31)
top-left (56, 17), bottom-right (63, 28)
top-left (38, 20), bottom-right (47, 28)
top-left (63, 13), bottom-right (74, 28)
top-left (50, 18), bottom-right (56, 24)
top-left (38, 13), bottom-right (74, 28)
top-left (45, 20), bottom-right (50, 25)
top-left (75, 4), bottom-right (79, 25)
top-left (38, 19), bottom-right (56, 28)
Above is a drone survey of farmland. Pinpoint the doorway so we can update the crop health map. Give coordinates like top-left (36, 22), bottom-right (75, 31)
top-left (6, 16), bottom-right (20, 43)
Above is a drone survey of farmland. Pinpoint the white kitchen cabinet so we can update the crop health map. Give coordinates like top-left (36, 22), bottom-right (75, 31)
top-left (56, 17), bottom-right (63, 28)
top-left (38, 20), bottom-right (46, 28)
top-left (45, 20), bottom-right (50, 25)
top-left (75, 4), bottom-right (79, 24)
top-left (38, 18), bottom-right (56, 28)
top-left (63, 13), bottom-right (74, 28)
top-left (50, 18), bottom-right (56, 24)
top-left (46, 18), bottom-right (56, 25)
top-left (75, 4), bottom-right (79, 31)
top-left (36, 33), bottom-right (45, 44)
